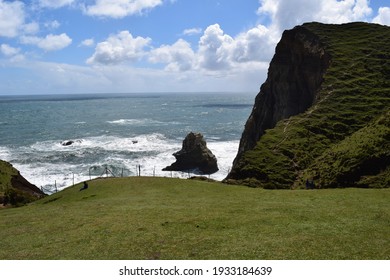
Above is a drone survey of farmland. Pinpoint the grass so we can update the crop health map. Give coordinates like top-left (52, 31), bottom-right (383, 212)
top-left (0, 160), bottom-right (44, 206)
top-left (0, 160), bottom-right (17, 192)
top-left (0, 177), bottom-right (389, 259)
top-left (229, 22), bottom-right (390, 189)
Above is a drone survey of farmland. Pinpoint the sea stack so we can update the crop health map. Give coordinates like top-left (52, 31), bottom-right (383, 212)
top-left (163, 132), bottom-right (219, 174)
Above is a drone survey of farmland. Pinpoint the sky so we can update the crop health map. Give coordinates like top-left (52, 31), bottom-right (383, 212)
top-left (0, 0), bottom-right (389, 95)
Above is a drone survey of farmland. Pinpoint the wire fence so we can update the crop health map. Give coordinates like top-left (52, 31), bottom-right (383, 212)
top-left (39, 164), bottom-right (229, 195)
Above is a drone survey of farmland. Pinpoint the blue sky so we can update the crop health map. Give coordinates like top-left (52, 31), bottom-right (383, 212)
top-left (0, 0), bottom-right (389, 95)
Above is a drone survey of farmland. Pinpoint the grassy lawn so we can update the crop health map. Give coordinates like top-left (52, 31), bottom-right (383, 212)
top-left (0, 177), bottom-right (389, 260)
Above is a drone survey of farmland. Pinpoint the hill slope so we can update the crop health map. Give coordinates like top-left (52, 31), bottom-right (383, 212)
top-left (0, 160), bottom-right (45, 206)
top-left (0, 177), bottom-right (389, 259)
top-left (226, 22), bottom-right (390, 189)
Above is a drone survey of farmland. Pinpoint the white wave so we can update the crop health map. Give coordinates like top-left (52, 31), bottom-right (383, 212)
top-left (0, 146), bottom-right (11, 161)
top-left (10, 161), bottom-right (89, 193)
top-left (107, 118), bottom-right (181, 126)
top-left (207, 140), bottom-right (238, 180)
top-left (30, 139), bottom-right (85, 152)
top-left (3, 134), bottom-right (239, 193)
top-left (24, 134), bottom-right (177, 156)
top-left (107, 118), bottom-right (163, 125)
top-left (80, 133), bottom-right (180, 153)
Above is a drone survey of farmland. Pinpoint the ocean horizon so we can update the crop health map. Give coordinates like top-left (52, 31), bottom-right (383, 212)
top-left (0, 92), bottom-right (255, 192)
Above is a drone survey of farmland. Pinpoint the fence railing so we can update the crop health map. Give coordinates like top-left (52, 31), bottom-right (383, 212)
top-left (40, 164), bottom-right (230, 195)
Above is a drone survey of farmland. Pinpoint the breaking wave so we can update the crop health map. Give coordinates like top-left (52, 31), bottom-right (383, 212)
top-left (107, 119), bottom-right (180, 126)
top-left (2, 134), bottom-right (238, 192)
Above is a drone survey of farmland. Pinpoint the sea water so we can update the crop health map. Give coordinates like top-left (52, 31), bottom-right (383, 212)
top-left (0, 92), bottom-right (255, 192)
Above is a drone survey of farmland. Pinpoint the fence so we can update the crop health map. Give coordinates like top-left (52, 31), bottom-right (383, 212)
top-left (39, 164), bottom-right (231, 195)
top-left (40, 182), bottom-right (58, 195)
top-left (87, 164), bottom-right (222, 180)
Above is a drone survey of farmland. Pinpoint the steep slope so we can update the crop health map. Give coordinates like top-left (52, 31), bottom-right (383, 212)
top-left (0, 160), bottom-right (45, 206)
top-left (226, 22), bottom-right (390, 189)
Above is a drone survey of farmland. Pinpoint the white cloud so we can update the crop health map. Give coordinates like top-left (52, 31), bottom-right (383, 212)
top-left (1, 58), bottom-right (266, 95)
top-left (44, 20), bottom-right (61, 30)
top-left (20, 33), bottom-right (72, 51)
top-left (1, 44), bottom-right (20, 56)
top-left (84, 0), bottom-right (163, 18)
top-left (0, 0), bottom-right (25, 37)
top-left (3, 0), bottom-right (387, 95)
top-left (0, 60), bottom-right (113, 94)
top-left (319, 0), bottom-right (372, 23)
top-left (87, 31), bottom-right (151, 64)
top-left (373, 7), bottom-right (390, 26)
top-left (80, 38), bottom-right (95, 47)
top-left (149, 39), bottom-right (195, 71)
top-left (149, 24), bottom-right (273, 73)
top-left (182, 28), bottom-right (202, 36)
top-left (0, 44), bottom-right (24, 62)
top-left (231, 25), bottom-right (272, 63)
top-left (22, 22), bottom-right (40, 35)
top-left (258, 0), bottom-right (373, 32)
top-left (38, 0), bottom-right (75, 9)
top-left (197, 24), bottom-right (234, 71)
top-left (195, 24), bottom-right (273, 71)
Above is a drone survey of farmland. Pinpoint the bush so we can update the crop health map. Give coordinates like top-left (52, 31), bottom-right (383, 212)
top-left (3, 188), bottom-right (37, 207)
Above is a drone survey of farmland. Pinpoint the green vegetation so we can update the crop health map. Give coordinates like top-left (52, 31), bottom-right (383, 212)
top-left (0, 160), bottom-right (17, 192)
top-left (1, 23), bottom-right (389, 260)
top-left (232, 22), bottom-right (390, 189)
top-left (0, 177), bottom-right (389, 259)
top-left (0, 160), bottom-right (42, 207)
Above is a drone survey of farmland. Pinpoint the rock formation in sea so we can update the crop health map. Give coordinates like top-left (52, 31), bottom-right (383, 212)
top-left (163, 132), bottom-right (219, 174)
top-left (226, 22), bottom-right (390, 189)
top-left (61, 139), bottom-right (82, 146)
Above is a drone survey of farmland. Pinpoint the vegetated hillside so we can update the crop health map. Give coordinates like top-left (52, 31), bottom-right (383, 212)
top-left (0, 160), bottom-right (45, 206)
top-left (226, 22), bottom-right (390, 189)
top-left (0, 177), bottom-right (389, 259)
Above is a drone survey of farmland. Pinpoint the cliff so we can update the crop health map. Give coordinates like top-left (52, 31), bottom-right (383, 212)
top-left (226, 22), bottom-right (390, 189)
top-left (0, 160), bottom-right (45, 206)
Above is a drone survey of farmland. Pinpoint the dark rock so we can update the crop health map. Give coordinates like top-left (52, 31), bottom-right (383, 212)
top-left (0, 160), bottom-right (45, 206)
top-left (226, 22), bottom-right (390, 189)
top-left (227, 24), bottom-right (331, 182)
top-left (10, 173), bottom-right (45, 197)
top-left (163, 132), bottom-right (219, 174)
top-left (61, 139), bottom-right (82, 146)
top-left (61, 140), bottom-right (74, 146)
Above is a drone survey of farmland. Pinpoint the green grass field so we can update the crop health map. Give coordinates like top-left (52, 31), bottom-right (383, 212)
top-left (0, 177), bottom-right (388, 260)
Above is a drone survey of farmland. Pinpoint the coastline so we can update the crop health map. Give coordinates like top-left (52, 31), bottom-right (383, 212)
top-left (0, 93), bottom-right (254, 193)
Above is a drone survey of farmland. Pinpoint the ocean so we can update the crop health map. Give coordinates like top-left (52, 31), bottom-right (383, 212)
top-left (0, 92), bottom-right (255, 193)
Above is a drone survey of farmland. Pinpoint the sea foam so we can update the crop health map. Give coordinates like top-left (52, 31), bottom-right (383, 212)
top-left (4, 134), bottom-right (238, 192)
top-left (0, 93), bottom-right (253, 193)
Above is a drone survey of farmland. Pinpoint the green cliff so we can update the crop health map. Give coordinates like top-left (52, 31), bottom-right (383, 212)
top-left (226, 22), bottom-right (390, 189)
top-left (0, 160), bottom-right (45, 206)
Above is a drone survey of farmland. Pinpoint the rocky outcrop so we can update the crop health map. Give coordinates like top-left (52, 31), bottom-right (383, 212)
top-left (163, 132), bottom-right (218, 174)
top-left (61, 139), bottom-right (82, 146)
top-left (226, 22), bottom-right (390, 189)
top-left (0, 160), bottom-right (45, 206)
top-left (61, 140), bottom-right (74, 146)
top-left (232, 25), bottom-right (331, 167)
